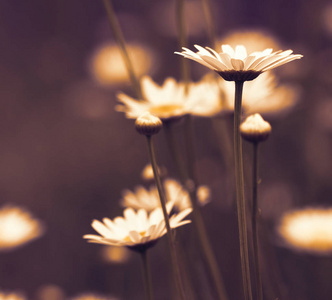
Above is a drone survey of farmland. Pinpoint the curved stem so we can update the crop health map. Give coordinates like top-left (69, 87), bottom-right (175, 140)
top-left (252, 142), bottom-right (263, 300)
top-left (175, 0), bottom-right (190, 88)
top-left (146, 135), bottom-right (187, 300)
top-left (101, 0), bottom-right (142, 98)
top-left (234, 81), bottom-right (253, 300)
top-left (141, 250), bottom-right (154, 300)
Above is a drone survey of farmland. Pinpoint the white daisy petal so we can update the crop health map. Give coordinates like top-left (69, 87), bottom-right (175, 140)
top-left (84, 197), bottom-right (192, 248)
top-left (231, 58), bottom-right (244, 71)
top-left (176, 44), bottom-right (302, 81)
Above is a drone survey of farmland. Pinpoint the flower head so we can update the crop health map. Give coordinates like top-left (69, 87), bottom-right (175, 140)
top-left (135, 112), bottom-right (163, 136)
top-left (89, 43), bottom-right (154, 86)
top-left (116, 75), bottom-right (222, 120)
top-left (0, 206), bottom-right (44, 251)
top-left (175, 44), bottom-right (303, 81)
top-left (278, 207), bottom-right (332, 254)
top-left (121, 179), bottom-right (210, 212)
top-left (83, 203), bottom-right (192, 252)
top-left (240, 113), bottom-right (271, 142)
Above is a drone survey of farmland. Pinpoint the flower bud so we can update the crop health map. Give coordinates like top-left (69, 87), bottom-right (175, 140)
top-left (240, 113), bottom-right (271, 143)
top-left (135, 112), bottom-right (163, 136)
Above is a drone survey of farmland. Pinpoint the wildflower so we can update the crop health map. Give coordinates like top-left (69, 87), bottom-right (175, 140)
top-left (0, 206), bottom-right (44, 251)
top-left (278, 207), bottom-right (332, 254)
top-left (116, 75), bottom-right (222, 120)
top-left (83, 203), bottom-right (192, 252)
top-left (240, 114), bottom-right (271, 143)
top-left (176, 44), bottom-right (302, 81)
top-left (121, 179), bottom-right (210, 212)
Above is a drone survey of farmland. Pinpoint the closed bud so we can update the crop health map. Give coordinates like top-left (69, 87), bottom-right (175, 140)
top-left (135, 112), bottom-right (163, 136)
top-left (240, 113), bottom-right (271, 143)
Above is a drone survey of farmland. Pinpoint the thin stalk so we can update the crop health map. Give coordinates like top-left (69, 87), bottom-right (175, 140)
top-left (234, 81), bottom-right (252, 300)
top-left (140, 250), bottom-right (154, 300)
top-left (252, 142), bottom-right (263, 300)
top-left (164, 121), bottom-right (229, 300)
top-left (146, 135), bottom-right (187, 300)
top-left (175, 0), bottom-right (190, 87)
top-left (101, 0), bottom-right (142, 98)
top-left (199, 0), bottom-right (216, 48)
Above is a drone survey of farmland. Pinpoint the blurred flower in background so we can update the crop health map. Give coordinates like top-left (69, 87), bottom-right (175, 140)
top-left (220, 71), bottom-right (299, 116)
top-left (0, 206), bottom-right (44, 252)
top-left (278, 207), bottom-right (332, 254)
top-left (101, 245), bottom-right (131, 264)
top-left (89, 43), bottom-right (155, 86)
top-left (70, 293), bottom-right (119, 300)
top-left (121, 179), bottom-right (210, 212)
top-left (141, 163), bottom-right (167, 181)
top-left (0, 291), bottom-right (26, 300)
top-left (35, 285), bottom-right (65, 300)
top-left (116, 75), bottom-right (222, 120)
top-left (217, 29), bottom-right (281, 54)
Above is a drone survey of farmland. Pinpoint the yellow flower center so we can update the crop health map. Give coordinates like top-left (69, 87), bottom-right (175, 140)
top-left (149, 104), bottom-right (184, 117)
top-left (124, 231), bottom-right (146, 242)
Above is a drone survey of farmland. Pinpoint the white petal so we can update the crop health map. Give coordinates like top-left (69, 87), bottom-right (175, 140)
top-left (221, 45), bottom-right (235, 56)
top-left (218, 53), bottom-right (233, 69)
top-left (201, 55), bottom-right (228, 71)
top-left (261, 55), bottom-right (303, 72)
top-left (231, 58), bottom-right (244, 70)
top-left (234, 45), bottom-right (247, 60)
top-left (91, 220), bottom-right (112, 238)
top-left (128, 231), bottom-right (141, 243)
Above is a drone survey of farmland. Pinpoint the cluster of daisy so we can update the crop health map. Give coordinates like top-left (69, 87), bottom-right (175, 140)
top-left (116, 35), bottom-right (302, 122)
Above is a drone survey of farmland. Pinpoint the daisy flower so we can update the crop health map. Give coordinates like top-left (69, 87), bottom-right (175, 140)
top-left (83, 203), bottom-right (192, 252)
top-left (278, 207), bottom-right (332, 254)
top-left (0, 205), bottom-right (44, 251)
top-left (116, 75), bottom-right (222, 120)
top-left (121, 179), bottom-right (210, 212)
top-left (175, 44), bottom-right (303, 81)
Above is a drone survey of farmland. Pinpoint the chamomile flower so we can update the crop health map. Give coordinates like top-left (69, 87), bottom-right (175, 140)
top-left (0, 206), bottom-right (44, 251)
top-left (83, 203), bottom-right (192, 251)
top-left (278, 207), bottom-right (332, 254)
top-left (176, 44), bottom-right (302, 81)
top-left (116, 75), bottom-right (222, 120)
top-left (121, 179), bottom-right (210, 212)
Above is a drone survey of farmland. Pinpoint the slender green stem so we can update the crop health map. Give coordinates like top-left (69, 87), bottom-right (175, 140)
top-left (101, 0), bottom-right (142, 98)
top-left (141, 250), bottom-right (154, 300)
top-left (146, 135), bottom-right (187, 300)
top-left (252, 142), bottom-right (263, 300)
top-left (164, 121), bottom-right (229, 300)
top-left (234, 81), bottom-right (252, 300)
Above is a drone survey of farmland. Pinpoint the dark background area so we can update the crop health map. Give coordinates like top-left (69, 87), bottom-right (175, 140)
top-left (1, 0), bottom-right (332, 299)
